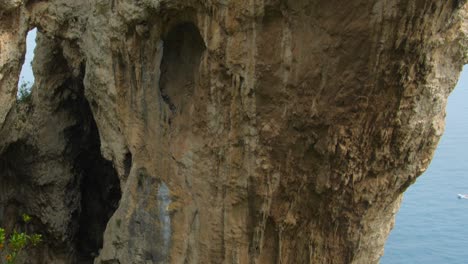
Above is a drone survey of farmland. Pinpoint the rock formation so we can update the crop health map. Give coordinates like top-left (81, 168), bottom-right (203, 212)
top-left (0, 0), bottom-right (466, 263)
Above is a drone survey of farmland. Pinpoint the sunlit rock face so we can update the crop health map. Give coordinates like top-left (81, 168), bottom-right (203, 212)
top-left (0, 1), bottom-right (466, 263)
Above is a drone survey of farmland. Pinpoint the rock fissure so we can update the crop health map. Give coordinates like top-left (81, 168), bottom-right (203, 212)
top-left (73, 100), bottom-right (122, 263)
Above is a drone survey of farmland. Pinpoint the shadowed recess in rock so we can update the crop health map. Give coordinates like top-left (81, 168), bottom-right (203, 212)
top-left (75, 118), bottom-right (122, 263)
top-left (159, 22), bottom-right (206, 115)
top-left (0, 141), bottom-right (37, 229)
top-left (65, 79), bottom-right (122, 263)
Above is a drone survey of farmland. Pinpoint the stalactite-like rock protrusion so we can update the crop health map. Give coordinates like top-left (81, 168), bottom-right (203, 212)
top-left (0, 1), bottom-right (467, 263)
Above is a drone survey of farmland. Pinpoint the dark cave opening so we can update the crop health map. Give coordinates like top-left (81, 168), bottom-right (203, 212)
top-left (159, 22), bottom-right (206, 114)
top-left (74, 116), bottom-right (121, 263)
top-left (64, 78), bottom-right (122, 263)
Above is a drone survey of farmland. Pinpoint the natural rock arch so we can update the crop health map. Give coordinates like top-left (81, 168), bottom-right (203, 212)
top-left (0, 1), bottom-right (466, 263)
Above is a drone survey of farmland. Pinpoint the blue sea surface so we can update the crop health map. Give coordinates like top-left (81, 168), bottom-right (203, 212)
top-left (381, 66), bottom-right (468, 264)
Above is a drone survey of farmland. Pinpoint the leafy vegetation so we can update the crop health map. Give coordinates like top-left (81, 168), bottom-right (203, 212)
top-left (17, 81), bottom-right (32, 104)
top-left (0, 214), bottom-right (42, 264)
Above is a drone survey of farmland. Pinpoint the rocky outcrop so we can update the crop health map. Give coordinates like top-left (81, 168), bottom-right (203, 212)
top-left (0, 1), bottom-right (466, 263)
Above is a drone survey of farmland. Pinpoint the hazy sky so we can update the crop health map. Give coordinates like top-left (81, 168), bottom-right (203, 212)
top-left (18, 28), bottom-right (37, 86)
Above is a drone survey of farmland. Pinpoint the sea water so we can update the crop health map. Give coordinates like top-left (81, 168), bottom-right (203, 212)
top-left (381, 67), bottom-right (468, 263)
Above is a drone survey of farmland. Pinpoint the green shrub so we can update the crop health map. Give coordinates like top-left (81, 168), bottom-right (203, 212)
top-left (0, 214), bottom-right (42, 264)
top-left (17, 81), bottom-right (32, 104)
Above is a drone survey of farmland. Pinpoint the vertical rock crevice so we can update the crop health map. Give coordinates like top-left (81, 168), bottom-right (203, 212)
top-left (63, 74), bottom-right (122, 263)
top-left (73, 108), bottom-right (122, 263)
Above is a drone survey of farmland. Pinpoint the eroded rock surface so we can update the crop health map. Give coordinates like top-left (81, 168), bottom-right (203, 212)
top-left (0, 1), bottom-right (467, 263)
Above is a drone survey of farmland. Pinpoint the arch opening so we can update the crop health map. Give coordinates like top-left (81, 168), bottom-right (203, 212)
top-left (68, 86), bottom-right (122, 263)
top-left (17, 28), bottom-right (37, 103)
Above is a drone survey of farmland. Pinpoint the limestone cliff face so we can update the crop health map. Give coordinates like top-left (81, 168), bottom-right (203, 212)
top-left (0, 1), bottom-right (467, 263)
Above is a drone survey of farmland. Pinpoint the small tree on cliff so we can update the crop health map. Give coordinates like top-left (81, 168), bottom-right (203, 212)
top-left (17, 81), bottom-right (32, 104)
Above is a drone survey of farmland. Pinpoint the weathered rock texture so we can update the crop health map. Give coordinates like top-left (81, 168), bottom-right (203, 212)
top-left (0, 0), bottom-right (467, 263)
